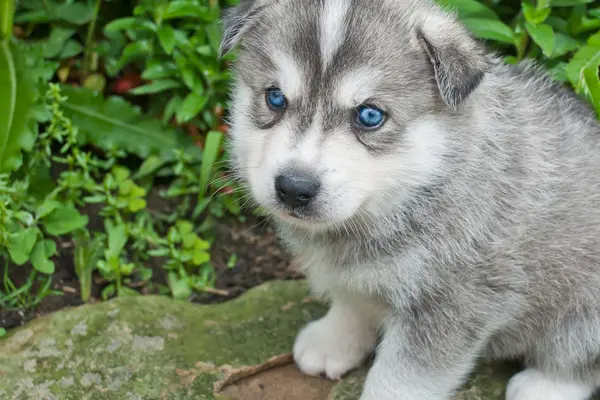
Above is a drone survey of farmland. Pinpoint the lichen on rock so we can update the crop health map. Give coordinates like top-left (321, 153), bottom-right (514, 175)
top-left (1, 280), bottom-right (586, 400)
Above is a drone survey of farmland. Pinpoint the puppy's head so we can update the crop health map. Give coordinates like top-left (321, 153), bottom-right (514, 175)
top-left (222, 0), bottom-right (490, 230)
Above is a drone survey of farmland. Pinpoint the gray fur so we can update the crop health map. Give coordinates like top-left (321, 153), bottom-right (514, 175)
top-left (222, 0), bottom-right (600, 398)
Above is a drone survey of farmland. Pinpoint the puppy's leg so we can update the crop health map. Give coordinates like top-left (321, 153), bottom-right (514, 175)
top-left (506, 315), bottom-right (599, 400)
top-left (506, 369), bottom-right (595, 400)
top-left (293, 293), bottom-right (385, 380)
top-left (359, 299), bottom-right (496, 400)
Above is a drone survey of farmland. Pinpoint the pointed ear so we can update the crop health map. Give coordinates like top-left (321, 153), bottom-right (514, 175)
top-left (218, 0), bottom-right (264, 58)
top-left (416, 12), bottom-right (491, 109)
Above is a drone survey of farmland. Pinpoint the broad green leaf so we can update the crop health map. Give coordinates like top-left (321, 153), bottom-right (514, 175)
top-left (173, 51), bottom-right (203, 91)
top-left (579, 52), bottom-right (600, 116)
top-left (130, 79), bottom-right (181, 95)
top-left (0, 41), bottom-right (37, 173)
top-left (163, 1), bottom-right (215, 21)
top-left (590, 9), bottom-right (600, 19)
top-left (14, 10), bottom-right (51, 24)
top-left (157, 25), bottom-right (176, 55)
top-left (115, 41), bottom-right (152, 70)
top-left (128, 197), bottom-right (146, 212)
top-left (36, 199), bottom-right (60, 219)
top-left (551, 32), bottom-right (580, 58)
top-left (7, 228), bottom-right (38, 265)
top-left (43, 204), bottom-right (89, 235)
top-left (192, 250), bottom-right (210, 266)
top-left (141, 62), bottom-right (178, 80)
top-left (73, 232), bottom-right (103, 302)
top-left (30, 239), bottom-right (57, 274)
top-left (101, 284), bottom-right (116, 300)
top-left (148, 248), bottom-right (170, 257)
top-left (566, 33), bottom-right (600, 86)
top-left (106, 222), bottom-right (127, 258)
top-left (462, 18), bottom-right (515, 44)
top-left (59, 85), bottom-right (202, 160)
top-left (55, 2), bottom-right (95, 25)
top-left (15, 211), bottom-right (34, 226)
top-left (104, 17), bottom-right (140, 33)
top-left (525, 22), bottom-right (555, 57)
top-left (44, 26), bottom-right (76, 58)
top-left (436, 0), bottom-right (499, 20)
top-left (550, 0), bottom-right (594, 6)
top-left (132, 155), bottom-right (167, 179)
top-left (168, 272), bottom-right (192, 300)
top-left (522, 2), bottom-right (551, 25)
top-left (177, 92), bottom-right (209, 123)
top-left (199, 130), bottom-right (224, 193)
top-left (59, 39), bottom-right (84, 59)
top-left (162, 95), bottom-right (183, 125)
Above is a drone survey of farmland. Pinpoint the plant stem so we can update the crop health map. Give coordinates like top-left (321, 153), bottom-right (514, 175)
top-left (0, 0), bottom-right (15, 41)
top-left (83, 0), bottom-right (102, 76)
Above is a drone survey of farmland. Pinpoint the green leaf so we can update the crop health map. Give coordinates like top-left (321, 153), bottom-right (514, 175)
top-left (550, 0), bottom-right (594, 6)
top-left (177, 92), bottom-right (208, 123)
top-left (0, 41), bottom-right (37, 173)
top-left (167, 272), bottom-right (192, 300)
top-left (192, 250), bottom-right (210, 266)
top-left (436, 0), bottom-right (499, 20)
top-left (128, 197), bottom-right (147, 212)
top-left (60, 39), bottom-right (84, 59)
top-left (566, 34), bottom-right (600, 86)
top-left (106, 222), bottom-right (127, 258)
top-left (36, 199), bottom-right (60, 219)
top-left (525, 22), bottom-right (555, 57)
top-left (15, 211), bottom-right (34, 226)
top-left (199, 130), bottom-right (224, 192)
top-left (522, 2), bottom-right (551, 25)
top-left (0, 327), bottom-right (6, 337)
top-left (54, 2), bottom-right (95, 25)
top-left (120, 263), bottom-right (135, 275)
top-left (44, 26), bottom-right (76, 58)
top-left (157, 25), bottom-right (176, 55)
top-left (115, 41), bottom-right (152, 70)
top-left (141, 62), bottom-right (178, 80)
top-left (7, 228), bottom-right (38, 265)
top-left (59, 85), bottom-right (202, 161)
top-left (30, 239), bottom-right (57, 275)
top-left (163, 95), bottom-right (183, 125)
top-left (578, 52), bottom-right (600, 116)
top-left (132, 155), bottom-right (167, 179)
top-left (43, 204), bottom-right (89, 235)
top-left (148, 248), bottom-right (170, 257)
top-left (173, 51), bottom-right (203, 91)
top-left (104, 17), bottom-right (139, 33)
top-left (129, 79), bottom-right (182, 95)
top-left (551, 32), bottom-right (580, 58)
top-left (163, 1), bottom-right (214, 21)
top-left (462, 18), bottom-right (515, 44)
top-left (101, 284), bottom-right (116, 300)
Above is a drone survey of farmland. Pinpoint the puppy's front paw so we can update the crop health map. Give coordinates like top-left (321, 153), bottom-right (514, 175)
top-left (293, 313), bottom-right (376, 380)
top-left (506, 369), bottom-right (595, 400)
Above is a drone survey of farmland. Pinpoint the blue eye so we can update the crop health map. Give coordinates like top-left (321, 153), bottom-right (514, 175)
top-left (266, 88), bottom-right (287, 110)
top-left (356, 105), bottom-right (386, 129)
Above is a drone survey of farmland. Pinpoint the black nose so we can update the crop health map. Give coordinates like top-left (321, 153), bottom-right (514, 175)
top-left (275, 175), bottom-right (321, 208)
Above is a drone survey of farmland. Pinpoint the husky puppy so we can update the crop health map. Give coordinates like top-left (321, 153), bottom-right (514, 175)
top-left (219, 0), bottom-right (600, 399)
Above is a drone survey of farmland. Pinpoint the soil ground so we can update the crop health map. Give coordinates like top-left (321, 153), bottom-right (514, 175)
top-left (0, 215), bottom-right (302, 330)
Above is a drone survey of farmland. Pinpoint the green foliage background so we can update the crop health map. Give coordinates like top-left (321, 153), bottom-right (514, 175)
top-left (0, 0), bottom-right (598, 315)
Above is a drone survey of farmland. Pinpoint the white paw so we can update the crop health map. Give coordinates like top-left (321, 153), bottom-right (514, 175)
top-left (293, 309), bottom-right (377, 380)
top-left (506, 369), bottom-right (595, 400)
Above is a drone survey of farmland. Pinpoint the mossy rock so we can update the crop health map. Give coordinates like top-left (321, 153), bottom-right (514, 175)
top-left (0, 279), bottom-right (553, 399)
